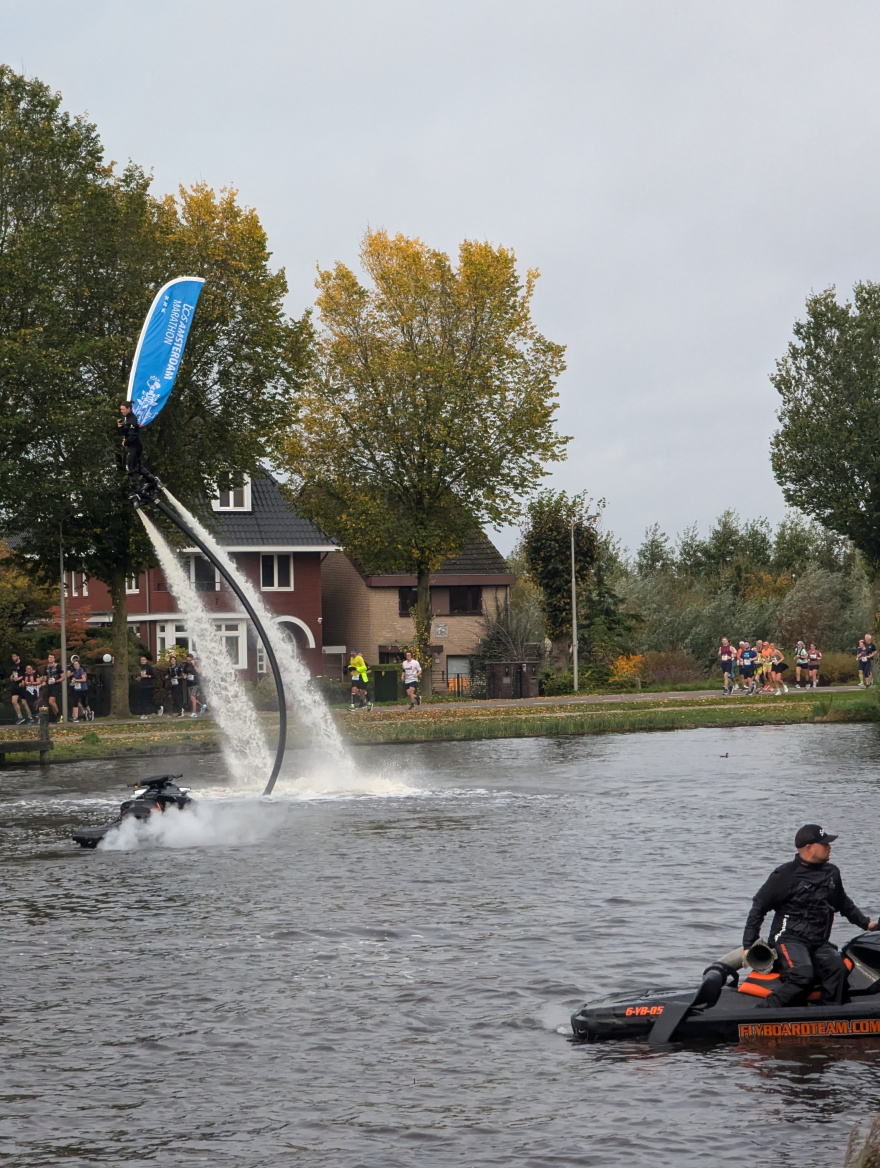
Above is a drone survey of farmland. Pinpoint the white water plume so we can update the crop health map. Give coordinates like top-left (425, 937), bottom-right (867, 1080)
top-left (162, 487), bottom-right (349, 763)
top-left (97, 798), bottom-right (279, 850)
top-left (137, 510), bottom-right (272, 784)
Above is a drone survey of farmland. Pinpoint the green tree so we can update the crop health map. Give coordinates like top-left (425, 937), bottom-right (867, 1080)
top-left (635, 523), bottom-right (674, 576)
top-left (0, 70), bottom-right (305, 714)
top-left (279, 228), bottom-right (567, 665)
top-left (0, 542), bottom-right (56, 670)
top-left (520, 490), bottom-right (599, 673)
top-left (771, 283), bottom-right (880, 580)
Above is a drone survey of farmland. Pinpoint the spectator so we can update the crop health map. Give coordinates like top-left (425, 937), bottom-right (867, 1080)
top-left (9, 652), bottom-right (28, 724)
top-left (68, 655), bottom-right (89, 723)
top-left (856, 639), bottom-right (866, 686)
top-left (794, 641), bottom-right (810, 688)
top-left (167, 654), bottom-right (186, 717)
top-left (860, 634), bottom-right (876, 689)
top-left (138, 655), bottom-right (160, 719)
top-left (808, 643), bottom-right (822, 689)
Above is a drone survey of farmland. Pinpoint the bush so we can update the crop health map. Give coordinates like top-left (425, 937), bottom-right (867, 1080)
top-left (308, 675), bottom-right (352, 706)
top-left (817, 651), bottom-right (859, 687)
top-left (607, 654), bottom-right (644, 692)
top-left (252, 674), bottom-right (280, 710)
top-left (641, 650), bottom-right (705, 687)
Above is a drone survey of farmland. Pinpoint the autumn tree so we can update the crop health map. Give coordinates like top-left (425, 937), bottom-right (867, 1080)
top-left (279, 229), bottom-right (568, 664)
top-left (0, 69), bottom-right (305, 714)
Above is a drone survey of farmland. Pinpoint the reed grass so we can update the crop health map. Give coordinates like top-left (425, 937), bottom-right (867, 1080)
top-left (845, 1114), bottom-right (880, 1168)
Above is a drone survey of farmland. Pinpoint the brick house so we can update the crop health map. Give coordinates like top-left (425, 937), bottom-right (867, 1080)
top-left (321, 532), bottom-right (516, 689)
top-left (64, 474), bottom-right (336, 680)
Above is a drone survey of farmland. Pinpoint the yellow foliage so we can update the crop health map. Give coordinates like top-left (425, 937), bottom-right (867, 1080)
top-left (609, 654), bottom-right (644, 685)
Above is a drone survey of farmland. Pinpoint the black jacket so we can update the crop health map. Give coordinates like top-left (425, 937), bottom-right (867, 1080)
top-left (743, 857), bottom-right (870, 949)
top-left (118, 413), bottom-right (141, 446)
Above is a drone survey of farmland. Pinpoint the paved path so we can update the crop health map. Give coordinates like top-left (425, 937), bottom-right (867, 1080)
top-left (424, 684), bottom-right (863, 713)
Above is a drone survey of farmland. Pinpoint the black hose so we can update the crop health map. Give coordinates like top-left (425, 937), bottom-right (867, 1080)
top-left (150, 496), bottom-right (288, 796)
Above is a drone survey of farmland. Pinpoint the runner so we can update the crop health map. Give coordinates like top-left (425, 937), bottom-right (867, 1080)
top-left (185, 654), bottom-right (206, 717)
top-left (718, 637), bottom-right (736, 696)
top-left (856, 638), bottom-right (867, 687)
top-left (401, 650), bottom-right (422, 710)
top-left (167, 654), bottom-right (186, 717)
top-left (862, 634), bottom-right (876, 688)
top-left (138, 655), bottom-right (159, 719)
top-left (67, 655), bottom-right (89, 723)
top-left (760, 640), bottom-right (775, 692)
top-left (44, 653), bottom-right (63, 721)
top-left (347, 648), bottom-right (371, 711)
top-left (739, 641), bottom-right (758, 695)
top-left (22, 665), bottom-right (41, 725)
top-left (9, 652), bottom-right (28, 724)
top-left (769, 643), bottom-right (789, 694)
top-left (808, 642), bottom-right (822, 689)
top-left (794, 640), bottom-right (810, 688)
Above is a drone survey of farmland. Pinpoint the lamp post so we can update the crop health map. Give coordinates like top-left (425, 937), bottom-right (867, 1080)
top-left (571, 519), bottom-right (578, 694)
top-left (59, 525), bottom-right (68, 722)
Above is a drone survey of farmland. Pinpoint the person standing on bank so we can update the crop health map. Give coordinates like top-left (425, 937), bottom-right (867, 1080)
top-left (138, 655), bottom-right (160, 719)
top-left (67, 655), bottom-right (89, 723)
top-left (185, 654), bottom-right (206, 717)
top-left (402, 650), bottom-right (422, 709)
top-left (743, 825), bottom-right (878, 1008)
top-left (860, 633), bottom-right (876, 688)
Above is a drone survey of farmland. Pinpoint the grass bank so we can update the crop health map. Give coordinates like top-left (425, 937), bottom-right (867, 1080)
top-left (0, 690), bottom-right (876, 765)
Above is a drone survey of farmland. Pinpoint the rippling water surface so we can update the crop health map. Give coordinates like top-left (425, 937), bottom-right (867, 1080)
top-left (2, 724), bottom-right (880, 1167)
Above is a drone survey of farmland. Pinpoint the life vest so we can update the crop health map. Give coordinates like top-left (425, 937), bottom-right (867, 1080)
top-left (738, 958), bottom-right (853, 998)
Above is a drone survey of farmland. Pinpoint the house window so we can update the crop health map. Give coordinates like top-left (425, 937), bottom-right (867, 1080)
top-left (157, 623), bottom-right (189, 655)
top-left (215, 621), bottom-right (245, 667)
top-left (69, 572), bottom-right (89, 597)
top-left (126, 576), bottom-right (139, 594)
top-left (398, 587), bottom-right (418, 617)
top-left (212, 473), bottom-right (251, 512)
top-left (261, 554), bottom-right (293, 590)
top-left (449, 585), bottom-right (482, 615)
top-left (190, 555), bottom-right (220, 592)
top-left (447, 656), bottom-right (471, 677)
top-left (256, 644), bottom-right (266, 674)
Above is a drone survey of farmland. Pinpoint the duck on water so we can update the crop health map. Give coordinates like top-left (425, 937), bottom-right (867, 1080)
top-left (573, 823), bottom-right (880, 1045)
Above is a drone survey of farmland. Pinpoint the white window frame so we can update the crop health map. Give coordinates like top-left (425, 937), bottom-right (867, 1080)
top-left (215, 620), bottom-right (247, 669)
top-left (157, 622), bottom-right (190, 656)
top-left (126, 576), bottom-right (139, 594)
top-left (189, 555), bottom-right (220, 592)
top-left (256, 644), bottom-right (266, 675)
top-left (260, 553), bottom-right (294, 591)
top-left (211, 474), bottom-right (252, 512)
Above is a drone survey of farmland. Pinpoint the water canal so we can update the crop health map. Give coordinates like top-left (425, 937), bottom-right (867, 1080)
top-left (2, 724), bottom-right (879, 1166)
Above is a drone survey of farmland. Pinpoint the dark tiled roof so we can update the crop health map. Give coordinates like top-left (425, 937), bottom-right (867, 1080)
top-left (435, 531), bottom-right (509, 576)
top-left (212, 474), bottom-right (336, 548)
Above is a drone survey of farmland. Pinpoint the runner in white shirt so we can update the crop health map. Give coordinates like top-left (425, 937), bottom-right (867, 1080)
top-left (401, 651), bottom-right (422, 709)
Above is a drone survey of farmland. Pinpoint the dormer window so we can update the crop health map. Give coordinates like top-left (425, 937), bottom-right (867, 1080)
top-left (212, 472), bottom-right (251, 512)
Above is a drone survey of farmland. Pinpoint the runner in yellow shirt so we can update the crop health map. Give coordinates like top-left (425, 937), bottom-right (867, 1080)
top-left (347, 649), bottom-right (372, 711)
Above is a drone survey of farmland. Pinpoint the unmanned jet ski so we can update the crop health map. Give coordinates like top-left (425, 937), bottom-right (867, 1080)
top-left (571, 933), bottom-right (880, 1045)
top-left (72, 774), bottom-right (193, 848)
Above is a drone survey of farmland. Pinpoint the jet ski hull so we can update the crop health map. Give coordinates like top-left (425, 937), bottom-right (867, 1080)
top-left (571, 985), bottom-right (880, 1045)
top-left (72, 774), bottom-right (193, 848)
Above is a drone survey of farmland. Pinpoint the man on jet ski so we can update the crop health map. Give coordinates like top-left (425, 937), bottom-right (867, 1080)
top-left (743, 824), bottom-right (878, 1007)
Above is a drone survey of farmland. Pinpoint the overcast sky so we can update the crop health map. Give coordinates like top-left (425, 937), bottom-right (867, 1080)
top-left (6, 1), bottom-right (880, 554)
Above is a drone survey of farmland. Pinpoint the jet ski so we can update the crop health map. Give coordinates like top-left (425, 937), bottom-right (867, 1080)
top-left (72, 774), bottom-right (193, 848)
top-left (571, 932), bottom-right (880, 1045)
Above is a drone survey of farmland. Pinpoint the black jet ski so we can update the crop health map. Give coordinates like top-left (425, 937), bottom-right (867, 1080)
top-left (571, 932), bottom-right (880, 1045)
top-left (73, 774), bottom-right (193, 848)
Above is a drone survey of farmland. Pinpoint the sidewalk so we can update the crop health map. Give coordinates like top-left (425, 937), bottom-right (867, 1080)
top-left (418, 683), bottom-right (863, 713)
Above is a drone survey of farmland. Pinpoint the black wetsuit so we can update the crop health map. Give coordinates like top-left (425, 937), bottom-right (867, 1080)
top-left (118, 412), bottom-right (143, 476)
top-left (744, 857), bottom-right (871, 1005)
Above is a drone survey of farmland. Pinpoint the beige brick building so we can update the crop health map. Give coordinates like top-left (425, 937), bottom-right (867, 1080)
top-left (321, 533), bottom-right (515, 690)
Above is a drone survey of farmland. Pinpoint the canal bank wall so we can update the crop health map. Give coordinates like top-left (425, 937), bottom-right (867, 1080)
top-left (0, 688), bottom-right (876, 765)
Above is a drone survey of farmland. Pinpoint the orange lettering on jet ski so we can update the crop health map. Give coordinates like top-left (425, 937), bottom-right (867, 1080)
top-left (738, 1018), bottom-right (880, 1039)
top-left (625, 1006), bottom-right (664, 1016)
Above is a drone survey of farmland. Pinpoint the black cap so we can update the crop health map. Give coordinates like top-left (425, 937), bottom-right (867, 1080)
top-left (795, 824), bottom-right (838, 848)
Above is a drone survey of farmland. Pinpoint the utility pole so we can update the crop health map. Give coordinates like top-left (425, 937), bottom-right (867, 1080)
top-left (59, 526), bottom-right (68, 722)
top-left (571, 519), bottom-right (578, 693)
